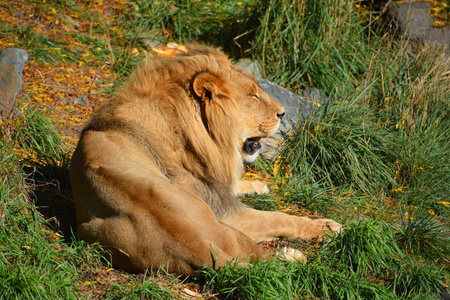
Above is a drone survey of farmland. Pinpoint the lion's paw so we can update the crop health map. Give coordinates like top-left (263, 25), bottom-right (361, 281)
top-left (309, 219), bottom-right (343, 241)
top-left (276, 247), bottom-right (307, 264)
top-left (314, 219), bottom-right (343, 234)
top-left (237, 180), bottom-right (269, 197)
top-left (261, 183), bottom-right (270, 194)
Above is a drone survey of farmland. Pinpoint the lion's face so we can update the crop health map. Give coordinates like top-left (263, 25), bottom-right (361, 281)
top-left (233, 70), bottom-right (285, 163)
top-left (191, 61), bottom-right (285, 165)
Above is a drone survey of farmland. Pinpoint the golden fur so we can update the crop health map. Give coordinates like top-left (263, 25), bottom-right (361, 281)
top-left (70, 46), bottom-right (341, 275)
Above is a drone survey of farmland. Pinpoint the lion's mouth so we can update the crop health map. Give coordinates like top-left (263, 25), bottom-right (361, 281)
top-left (244, 137), bottom-right (262, 155)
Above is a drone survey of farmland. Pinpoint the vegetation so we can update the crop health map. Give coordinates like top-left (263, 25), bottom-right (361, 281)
top-left (1, 0), bottom-right (449, 298)
top-left (431, 0), bottom-right (450, 27)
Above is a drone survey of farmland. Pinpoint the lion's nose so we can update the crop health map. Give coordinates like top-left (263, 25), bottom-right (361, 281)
top-left (277, 111), bottom-right (285, 119)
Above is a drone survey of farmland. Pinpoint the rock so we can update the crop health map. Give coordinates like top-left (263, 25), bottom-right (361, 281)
top-left (0, 48), bottom-right (29, 119)
top-left (386, 1), bottom-right (450, 49)
top-left (301, 87), bottom-right (328, 104)
top-left (257, 78), bottom-right (324, 125)
top-left (235, 58), bottom-right (264, 78)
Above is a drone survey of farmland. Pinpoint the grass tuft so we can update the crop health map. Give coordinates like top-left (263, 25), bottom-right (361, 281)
top-left (321, 220), bottom-right (401, 275)
top-left (13, 104), bottom-right (70, 168)
top-left (396, 209), bottom-right (450, 263)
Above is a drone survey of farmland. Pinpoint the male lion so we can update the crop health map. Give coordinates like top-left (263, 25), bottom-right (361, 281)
top-left (70, 45), bottom-right (341, 275)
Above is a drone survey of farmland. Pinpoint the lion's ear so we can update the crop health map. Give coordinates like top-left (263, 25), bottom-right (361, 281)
top-left (193, 72), bottom-right (221, 102)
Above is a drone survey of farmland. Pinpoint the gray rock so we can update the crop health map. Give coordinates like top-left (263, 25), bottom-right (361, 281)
top-left (0, 48), bottom-right (29, 119)
top-left (256, 77), bottom-right (324, 126)
top-left (235, 59), bottom-right (264, 78)
top-left (386, 1), bottom-right (450, 48)
top-left (301, 87), bottom-right (328, 104)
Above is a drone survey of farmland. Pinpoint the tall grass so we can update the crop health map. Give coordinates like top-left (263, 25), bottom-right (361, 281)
top-left (275, 41), bottom-right (450, 212)
top-left (261, 0), bottom-right (450, 213)
top-left (13, 104), bottom-right (70, 167)
top-left (252, 0), bottom-right (373, 93)
top-left (117, 0), bottom-right (259, 58)
top-left (246, 0), bottom-right (449, 297)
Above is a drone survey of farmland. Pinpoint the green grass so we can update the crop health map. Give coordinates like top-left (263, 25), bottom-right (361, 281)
top-left (1, 0), bottom-right (449, 298)
top-left (195, 220), bottom-right (446, 299)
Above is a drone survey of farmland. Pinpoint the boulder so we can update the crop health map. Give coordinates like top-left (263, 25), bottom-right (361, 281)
top-left (0, 48), bottom-right (29, 119)
top-left (256, 77), bottom-right (324, 126)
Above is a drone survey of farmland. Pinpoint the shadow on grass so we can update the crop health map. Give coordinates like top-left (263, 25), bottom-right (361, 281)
top-left (24, 163), bottom-right (77, 241)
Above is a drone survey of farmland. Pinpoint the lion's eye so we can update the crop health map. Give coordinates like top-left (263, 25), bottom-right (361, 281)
top-left (252, 94), bottom-right (260, 100)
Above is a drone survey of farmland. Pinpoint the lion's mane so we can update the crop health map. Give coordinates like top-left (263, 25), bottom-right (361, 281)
top-left (82, 46), bottom-right (247, 217)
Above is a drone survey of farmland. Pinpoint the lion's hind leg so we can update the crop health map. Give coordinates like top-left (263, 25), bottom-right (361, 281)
top-left (74, 171), bottom-right (271, 275)
top-left (76, 204), bottom-right (271, 275)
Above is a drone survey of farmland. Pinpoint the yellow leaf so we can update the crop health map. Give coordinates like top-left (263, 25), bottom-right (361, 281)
top-left (273, 156), bottom-right (281, 176)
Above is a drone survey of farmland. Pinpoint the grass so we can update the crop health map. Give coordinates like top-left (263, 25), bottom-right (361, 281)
top-left (195, 220), bottom-right (446, 299)
top-left (1, 0), bottom-right (449, 298)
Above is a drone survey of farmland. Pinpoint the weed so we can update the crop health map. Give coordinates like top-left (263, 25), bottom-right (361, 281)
top-left (391, 260), bottom-right (446, 299)
top-left (321, 220), bottom-right (402, 274)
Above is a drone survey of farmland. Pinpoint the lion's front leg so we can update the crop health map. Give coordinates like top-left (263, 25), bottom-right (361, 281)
top-left (221, 208), bottom-right (342, 242)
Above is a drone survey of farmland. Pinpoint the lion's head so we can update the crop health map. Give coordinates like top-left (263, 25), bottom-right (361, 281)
top-left (231, 68), bottom-right (285, 164)
top-left (188, 47), bottom-right (285, 165)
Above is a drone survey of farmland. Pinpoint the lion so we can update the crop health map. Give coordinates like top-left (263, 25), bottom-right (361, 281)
top-left (69, 45), bottom-right (342, 275)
